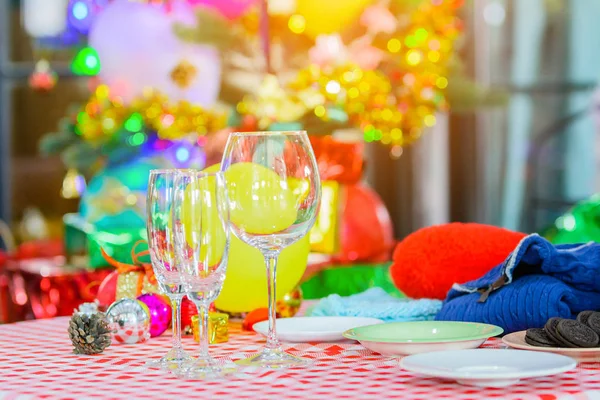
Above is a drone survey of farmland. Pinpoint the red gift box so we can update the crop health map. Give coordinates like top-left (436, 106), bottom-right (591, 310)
top-left (308, 136), bottom-right (394, 261)
top-left (0, 240), bottom-right (110, 323)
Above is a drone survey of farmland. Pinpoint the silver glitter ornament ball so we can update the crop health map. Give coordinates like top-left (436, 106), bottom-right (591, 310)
top-left (106, 299), bottom-right (151, 344)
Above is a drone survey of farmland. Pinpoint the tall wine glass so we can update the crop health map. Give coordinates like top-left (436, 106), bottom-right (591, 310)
top-left (221, 131), bottom-right (321, 369)
top-left (172, 171), bottom-right (232, 379)
top-left (146, 170), bottom-right (192, 370)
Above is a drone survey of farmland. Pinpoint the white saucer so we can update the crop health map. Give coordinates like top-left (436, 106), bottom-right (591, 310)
top-left (400, 349), bottom-right (576, 388)
top-left (253, 317), bottom-right (383, 342)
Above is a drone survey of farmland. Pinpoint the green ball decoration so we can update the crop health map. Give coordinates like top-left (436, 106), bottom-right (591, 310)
top-left (71, 47), bottom-right (101, 76)
top-left (545, 194), bottom-right (600, 244)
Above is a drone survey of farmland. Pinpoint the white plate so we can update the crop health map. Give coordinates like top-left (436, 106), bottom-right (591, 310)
top-left (400, 349), bottom-right (576, 388)
top-left (503, 330), bottom-right (600, 362)
top-left (253, 317), bottom-right (383, 342)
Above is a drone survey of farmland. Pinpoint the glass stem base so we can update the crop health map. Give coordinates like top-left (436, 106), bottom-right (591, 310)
top-left (180, 355), bottom-right (236, 380)
top-left (144, 345), bottom-right (192, 371)
top-left (235, 348), bottom-right (311, 369)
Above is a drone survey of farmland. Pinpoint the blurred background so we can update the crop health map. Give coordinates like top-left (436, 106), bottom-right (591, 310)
top-left (1, 0), bottom-right (599, 322)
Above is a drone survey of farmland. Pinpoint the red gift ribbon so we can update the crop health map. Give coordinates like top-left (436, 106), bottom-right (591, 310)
top-left (309, 136), bottom-right (364, 185)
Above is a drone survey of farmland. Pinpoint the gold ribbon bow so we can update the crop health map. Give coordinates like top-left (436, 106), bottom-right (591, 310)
top-left (100, 241), bottom-right (157, 297)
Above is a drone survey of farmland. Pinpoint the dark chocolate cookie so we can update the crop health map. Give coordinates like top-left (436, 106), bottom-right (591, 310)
top-left (585, 312), bottom-right (600, 336)
top-left (556, 319), bottom-right (600, 348)
top-left (577, 311), bottom-right (595, 326)
top-left (553, 327), bottom-right (580, 348)
top-left (525, 328), bottom-right (558, 347)
top-left (544, 317), bottom-right (567, 346)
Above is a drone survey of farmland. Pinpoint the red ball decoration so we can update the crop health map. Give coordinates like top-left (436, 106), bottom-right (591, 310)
top-left (180, 297), bottom-right (198, 333)
top-left (336, 183), bottom-right (394, 263)
top-left (28, 60), bottom-right (58, 92)
top-left (96, 270), bottom-right (118, 309)
top-left (390, 223), bottom-right (527, 300)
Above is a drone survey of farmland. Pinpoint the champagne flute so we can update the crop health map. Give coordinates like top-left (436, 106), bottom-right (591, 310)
top-left (220, 131), bottom-right (321, 369)
top-left (172, 170), bottom-right (232, 378)
top-left (146, 170), bottom-right (192, 370)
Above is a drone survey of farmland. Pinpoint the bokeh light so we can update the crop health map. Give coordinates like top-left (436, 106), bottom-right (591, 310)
top-left (288, 14), bottom-right (306, 34)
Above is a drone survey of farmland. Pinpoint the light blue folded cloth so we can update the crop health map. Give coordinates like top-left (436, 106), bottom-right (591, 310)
top-left (307, 287), bottom-right (443, 322)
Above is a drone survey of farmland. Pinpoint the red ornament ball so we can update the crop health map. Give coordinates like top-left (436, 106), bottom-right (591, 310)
top-left (337, 183), bottom-right (395, 263)
top-left (181, 297), bottom-right (198, 333)
top-left (28, 71), bottom-right (57, 92)
top-left (96, 270), bottom-right (118, 309)
top-left (96, 271), bottom-right (119, 308)
top-left (390, 223), bottom-right (526, 300)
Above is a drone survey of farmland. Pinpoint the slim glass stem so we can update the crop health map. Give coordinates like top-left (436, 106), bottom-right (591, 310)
top-left (170, 295), bottom-right (183, 350)
top-left (264, 252), bottom-right (281, 350)
top-left (196, 302), bottom-right (211, 359)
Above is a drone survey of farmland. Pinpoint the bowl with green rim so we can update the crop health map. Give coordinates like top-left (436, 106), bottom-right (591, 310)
top-left (343, 321), bottom-right (503, 356)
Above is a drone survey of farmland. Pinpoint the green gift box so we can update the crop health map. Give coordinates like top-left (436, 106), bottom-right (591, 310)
top-left (63, 213), bottom-right (147, 269)
top-left (300, 263), bottom-right (403, 299)
top-left (63, 213), bottom-right (90, 265)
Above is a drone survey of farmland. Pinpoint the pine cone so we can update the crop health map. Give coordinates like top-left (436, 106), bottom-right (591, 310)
top-left (68, 312), bottom-right (112, 355)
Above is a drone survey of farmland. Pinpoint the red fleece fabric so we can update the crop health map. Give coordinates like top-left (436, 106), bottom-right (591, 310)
top-left (390, 223), bottom-right (527, 300)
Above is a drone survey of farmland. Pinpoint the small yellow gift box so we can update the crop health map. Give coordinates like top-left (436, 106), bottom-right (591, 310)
top-left (191, 312), bottom-right (229, 344)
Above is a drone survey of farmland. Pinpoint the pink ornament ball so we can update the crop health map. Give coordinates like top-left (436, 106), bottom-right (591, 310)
top-left (186, 0), bottom-right (258, 20)
top-left (137, 294), bottom-right (172, 337)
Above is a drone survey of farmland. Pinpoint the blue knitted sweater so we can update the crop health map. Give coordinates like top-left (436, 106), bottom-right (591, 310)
top-left (436, 234), bottom-right (600, 333)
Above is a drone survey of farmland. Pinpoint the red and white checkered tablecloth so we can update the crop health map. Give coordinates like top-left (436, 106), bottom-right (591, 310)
top-left (1, 318), bottom-right (600, 400)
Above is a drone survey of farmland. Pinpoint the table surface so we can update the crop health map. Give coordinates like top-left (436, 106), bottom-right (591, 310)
top-left (1, 318), bottom-right (600, 400)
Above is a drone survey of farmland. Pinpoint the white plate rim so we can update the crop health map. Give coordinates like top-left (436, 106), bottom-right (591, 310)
top-left (503, 330), bottom-right (600, 353)
top-left (400, 349), bottom-right (577, 380)
top-left (253, 316), bottom-right (384, 336)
